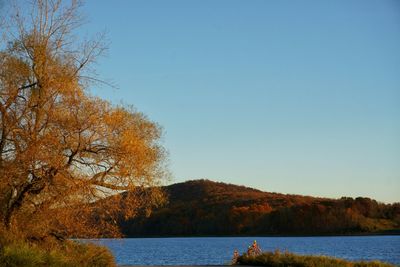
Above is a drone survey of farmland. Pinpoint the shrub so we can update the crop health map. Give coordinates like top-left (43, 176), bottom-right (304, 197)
top-left (0, 238), bottom-right (116, 267)
top-left (62, 241), bottom-right (116, 267)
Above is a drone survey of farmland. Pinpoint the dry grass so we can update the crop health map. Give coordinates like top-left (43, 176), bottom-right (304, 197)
top-left (236, 250), bottom-right (395, 267)
top-left (0, 232), bottom-right (116, 267)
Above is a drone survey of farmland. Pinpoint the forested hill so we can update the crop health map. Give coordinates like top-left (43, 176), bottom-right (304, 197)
top-left (119, 179), bottom-right (400, 237)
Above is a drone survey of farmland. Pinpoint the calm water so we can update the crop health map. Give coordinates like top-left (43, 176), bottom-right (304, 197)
top-left (81, 236), bottom-right (400, 266)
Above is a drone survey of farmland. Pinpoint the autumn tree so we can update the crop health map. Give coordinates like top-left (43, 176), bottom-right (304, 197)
top-left (0, 0), bottom-right (167, 240)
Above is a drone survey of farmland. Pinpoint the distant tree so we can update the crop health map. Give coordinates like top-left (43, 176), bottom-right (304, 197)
top-left (0, 0), bottom-right (167, 240)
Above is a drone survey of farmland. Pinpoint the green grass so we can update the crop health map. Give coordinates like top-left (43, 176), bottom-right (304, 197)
top-left (236, 250), bottom-right (395, 267)
top-left (0, 239), bottom-right (116, 267)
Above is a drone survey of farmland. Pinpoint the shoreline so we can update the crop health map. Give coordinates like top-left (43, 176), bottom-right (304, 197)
top-left (85, 232), bottom-right (400, 239)
top-left (119, 266), bottom-right (233, 267)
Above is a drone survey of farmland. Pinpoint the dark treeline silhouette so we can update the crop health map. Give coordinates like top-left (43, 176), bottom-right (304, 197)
top-left (118, 180), bottom-right (400, 237)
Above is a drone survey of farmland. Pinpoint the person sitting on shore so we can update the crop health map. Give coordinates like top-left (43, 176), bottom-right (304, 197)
top-left (247, 246), bottom-right (253, 256)
top-left (246, 240), bottom-right (262, 256)
top-left (232, 249), bottom-right (239, 264)
top-left (252, 240), bottom-right (261, 255)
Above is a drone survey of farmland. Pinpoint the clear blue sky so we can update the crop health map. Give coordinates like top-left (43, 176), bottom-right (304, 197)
top-left (81, 0), bottom-right (399, 203)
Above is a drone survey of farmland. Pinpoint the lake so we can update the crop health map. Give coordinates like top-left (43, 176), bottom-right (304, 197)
top-left (81, 236), bottom-right (400, 266)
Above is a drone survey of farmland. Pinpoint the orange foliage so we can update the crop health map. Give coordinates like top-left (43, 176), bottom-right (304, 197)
top-left (0, 0), bottom-right (167, 240)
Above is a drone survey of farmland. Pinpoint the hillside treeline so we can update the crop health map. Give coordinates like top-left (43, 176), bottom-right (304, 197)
top-left (119, 180), bottom-right (400, 236)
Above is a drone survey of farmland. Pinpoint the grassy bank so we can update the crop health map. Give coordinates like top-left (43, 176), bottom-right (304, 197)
top-left (236, 250), bottom-right (395, 267)
top-left (0, 235), bottom-right (116, 267)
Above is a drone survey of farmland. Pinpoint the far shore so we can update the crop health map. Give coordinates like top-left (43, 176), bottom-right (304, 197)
top-left (88, 231), bottom-right (400, 239)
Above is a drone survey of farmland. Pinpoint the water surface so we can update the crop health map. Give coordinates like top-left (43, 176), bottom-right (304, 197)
top-left (82, 236), bottom-right (400, 266)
